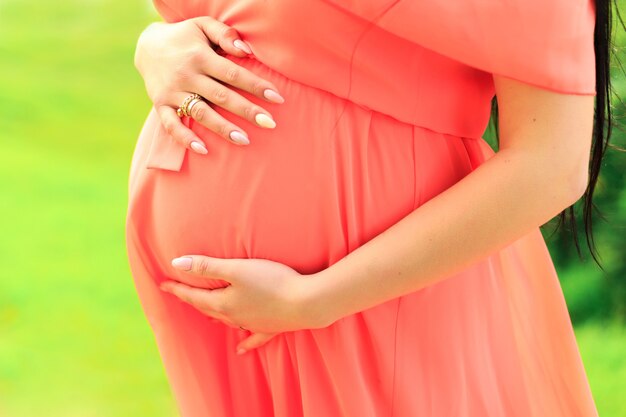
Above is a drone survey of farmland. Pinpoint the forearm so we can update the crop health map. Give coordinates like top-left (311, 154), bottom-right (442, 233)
top-left (304, 147), bottom-right (583, 326)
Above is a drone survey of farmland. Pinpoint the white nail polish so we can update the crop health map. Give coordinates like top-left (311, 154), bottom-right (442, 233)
top-left (190, 141), bottom-right (208, 154)
top-left (263, 89), bottom-right (285, 103)
top-left (229, 130), bottom-right (250, 145)
top-left (233, 39), bottom-right (252, 54)
top-left (255, 113), bottom-right (276, 129)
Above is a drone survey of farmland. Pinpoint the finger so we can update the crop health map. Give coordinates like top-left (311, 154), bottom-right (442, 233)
top-left (170, 255), bottom-right (244, 283)
top-left (210, 315), bottom-right (237, 327)
top-left (192, 16), bottom-right (253, 56)
top-left (192, 74), bottom-right (276, 131)
top-left (236, 333), bottom-right (279, 355)
top-left (160, 280), bottom-right (222, 314)
top-left (186, 96), bottom-right (250, 145)
top-left (197, 51), bottom-right (285, 105)
top-left (209, 315), bottom-right (239, 329)
top-left (156, 105), bottom-right (209, 155)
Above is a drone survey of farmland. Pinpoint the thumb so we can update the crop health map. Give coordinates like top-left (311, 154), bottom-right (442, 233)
top-left (171, 255), bottom-right (241, 285)
top-left (236, 332), bottom-right (279, 355)
top-left (193, 16), bottom-right (252, 56)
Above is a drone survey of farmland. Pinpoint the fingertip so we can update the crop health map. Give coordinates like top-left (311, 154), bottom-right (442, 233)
top-left (190, 141), bottom-right (208, 154)
top-left (263, 89), bottom-right (285, 104)
top-left (233, 39), bottom-right (252, 54)
top-left (229, 130), bottom-right (250, 145)
top-left (172, 256), bottom-right (193, 271)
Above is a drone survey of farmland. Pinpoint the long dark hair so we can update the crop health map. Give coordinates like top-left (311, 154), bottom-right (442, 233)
top-left (489, 0), bottom-right (625, 271)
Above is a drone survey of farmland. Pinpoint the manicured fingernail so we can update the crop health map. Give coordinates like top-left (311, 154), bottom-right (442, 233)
top-left (172, 257), bottom-right (192, 271)
top-left (229, 130), bottom-right (250, 145)
top-left (236, 348), bottom-right (246, 355)
top-left (263, 89), bottom-right (285, 104)
top-left (233, 39), bottom-right (252, 54)
top-left (190, 141), bottom-right (208, 154)
top-left (255, 113), bottom-right (276, 129)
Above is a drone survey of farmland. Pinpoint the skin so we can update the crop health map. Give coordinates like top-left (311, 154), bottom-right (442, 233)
top-left (134, 17), bottom-right (286, 152)
top-left (138, 18), bottom-right (594, 351)
top-left (160, 75), bottom-right (595, 354)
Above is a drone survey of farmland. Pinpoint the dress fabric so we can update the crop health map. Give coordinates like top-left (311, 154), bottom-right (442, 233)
top-left (125, 1), bottom-right (600, 416)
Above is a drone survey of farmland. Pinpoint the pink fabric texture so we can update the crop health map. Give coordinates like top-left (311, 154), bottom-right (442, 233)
top-left (125, 1), bottom-right (599, 416)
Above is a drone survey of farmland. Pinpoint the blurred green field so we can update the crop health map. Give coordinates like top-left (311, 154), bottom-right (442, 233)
top-left (0, 0), bottom-right (624, 416)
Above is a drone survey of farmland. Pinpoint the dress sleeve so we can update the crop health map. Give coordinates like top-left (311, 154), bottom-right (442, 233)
top-left (323, 0), bottom-right (597, 95)
top-left (151, 0), bottom-right (185, 23)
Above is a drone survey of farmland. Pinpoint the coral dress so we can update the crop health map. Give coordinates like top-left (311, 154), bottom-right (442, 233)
top-left (125, 1), bottom-right (600, 416)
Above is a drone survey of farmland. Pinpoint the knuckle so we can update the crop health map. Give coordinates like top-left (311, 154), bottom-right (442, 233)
top-left (248, 106), bottom-right (265, 121)
top-left (163, 120), bottom-right (176, 136)
top-left (188, 48), bottom-right (206, 66)
top-left (186, 44), bottom-right (205, 58)
top-left (219, 26), bottom-right (237, 40)
top-left (218, 123), bottom-right (230, 137)
top-left (153, 92), bottom-right (171, 107)
top-left (212, 87), bottom-right (229, 104)
top-left (192, 105), bottom-right (206, 122)
top-left (243, 106), bottom-right (255, 120)
top-left (179, 19), bottom-right (196, 31)
top-left (181, 133), bottom-right (196, 146)
top-left (250, 80), bottom-right (265, 96)
top-left (172, 68), bottom-right (192, 84)
top-left (224, 66), bottom-right (240, 83)
top-left (196, 258), bottom-right (213, 276)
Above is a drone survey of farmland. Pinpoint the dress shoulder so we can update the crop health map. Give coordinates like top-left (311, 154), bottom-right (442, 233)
top-left (323, 0), bottom-right (597, 95)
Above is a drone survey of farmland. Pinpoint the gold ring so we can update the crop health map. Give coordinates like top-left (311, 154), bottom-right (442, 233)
top-left (177, 93), bottom-right (203, 117)
top-left (186, 97), bottom-right (204, 117)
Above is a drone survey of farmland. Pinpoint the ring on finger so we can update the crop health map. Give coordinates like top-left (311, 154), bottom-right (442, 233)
top-left (176, 93), bottom-right (205, 117)
top-left (186, 96), bottom-right (205, 118)
top-left (176, 92), bottom-right (200, 117)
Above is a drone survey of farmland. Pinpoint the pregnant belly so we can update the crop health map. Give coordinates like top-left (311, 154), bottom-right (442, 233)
top-left (127, 54), bottom-right (475, 288)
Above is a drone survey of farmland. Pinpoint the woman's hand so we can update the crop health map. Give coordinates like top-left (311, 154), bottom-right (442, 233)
top-left (134, 17), bottom-right (285, 153)
top-left (159, 255), bottom-right (325, 355)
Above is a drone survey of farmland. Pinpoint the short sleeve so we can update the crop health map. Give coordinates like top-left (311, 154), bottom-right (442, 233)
top-left (323, 0), bottom-right (597, 95)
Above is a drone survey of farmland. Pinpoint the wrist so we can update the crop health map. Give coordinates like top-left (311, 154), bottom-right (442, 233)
top-left (294, 270), bottom-right (340, 330)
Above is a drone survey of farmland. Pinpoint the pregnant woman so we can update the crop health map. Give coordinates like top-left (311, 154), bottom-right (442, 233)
top-left (125, 0), bottom-right (608, 416)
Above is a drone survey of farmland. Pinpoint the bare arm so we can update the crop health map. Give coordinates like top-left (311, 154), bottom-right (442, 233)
top-left (159, 75), bottom-right (595, 353)
top-left (302, 75), bottom-right (595, 326)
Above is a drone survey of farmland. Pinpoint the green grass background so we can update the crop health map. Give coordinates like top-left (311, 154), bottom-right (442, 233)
top-left (0, 0), bottom-right (624, 416)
